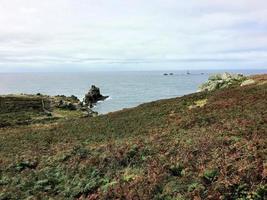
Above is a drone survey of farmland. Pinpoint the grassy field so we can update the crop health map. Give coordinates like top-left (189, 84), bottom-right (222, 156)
top-left (0, 75), bottom-right (266, 199)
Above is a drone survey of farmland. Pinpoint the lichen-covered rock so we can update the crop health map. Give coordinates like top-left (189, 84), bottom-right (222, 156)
top-left (199, 73), bottom-right (247, 92)
top-left (240, 79), bottom-right (256, 87)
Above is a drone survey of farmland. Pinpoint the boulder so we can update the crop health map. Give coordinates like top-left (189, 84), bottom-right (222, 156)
top-left (53, 94), bottom-right (84, 111)
top-left (81, 107), bottom-right (98, 118)
top-left (240, 79), bottom-right (256, 86)
top-left (221, 72), bottom-right (232, 80)
top-left (84, 85), bottom-right (108, 107)
top-left (58, 100), bottom-right (71, 110)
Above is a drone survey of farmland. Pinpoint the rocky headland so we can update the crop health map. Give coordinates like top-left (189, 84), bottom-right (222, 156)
top-left (0, 85), bottom-right (107, 127)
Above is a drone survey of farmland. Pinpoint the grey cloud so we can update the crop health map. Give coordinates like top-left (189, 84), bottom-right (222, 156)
top-left (0, 0), bottom-right (267, 71)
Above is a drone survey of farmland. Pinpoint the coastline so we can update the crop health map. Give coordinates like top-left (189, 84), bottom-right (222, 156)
top-left (0, 73), bottom-right (266, 199)
top-left (1, 70), bottom-right (267, 114)
top-left (0, 73), bottom-right (265, 128)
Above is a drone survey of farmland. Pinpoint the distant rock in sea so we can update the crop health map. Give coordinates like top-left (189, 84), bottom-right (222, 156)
top-left (163, 73), bottom-right (174, 76)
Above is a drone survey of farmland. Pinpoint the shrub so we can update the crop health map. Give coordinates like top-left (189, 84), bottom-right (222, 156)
top-left (202, 169), bottom-right (218, 184)
top-left (15, 160), bottom-right (38, 171)
top-left (188, 182), bottom-right (205, 192)
top-left (169, 164), bottom-right (184, 177)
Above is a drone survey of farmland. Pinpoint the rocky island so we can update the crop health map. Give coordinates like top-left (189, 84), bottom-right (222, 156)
top-left (0, 74), bottom-right (266, 200)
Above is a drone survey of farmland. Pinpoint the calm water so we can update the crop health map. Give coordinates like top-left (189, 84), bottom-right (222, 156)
top-left (0, 70), bottom-right (265, 114)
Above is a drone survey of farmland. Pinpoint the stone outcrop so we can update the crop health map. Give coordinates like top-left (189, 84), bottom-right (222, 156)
top-left (240, 79), bottom-right (256, 87)
top-left (52, 94), bottom-right (98, 117)
top-left (0, 86), bottom-right (106, 120)
top-left (0, 93), bottom-right (99, 118)
top-left (52, 95), bottom-right (82, 111)
top-left (198, 73), bottom-right (247, 92)
top-left (84, 85), bottom-right (108, 107)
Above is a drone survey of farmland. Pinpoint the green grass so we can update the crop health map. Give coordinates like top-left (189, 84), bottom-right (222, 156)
top-left (0, 108), bottom-right (85, 128)
top-left (0, 111), bottom-right (54, 127)
top-left (0, 79), bottom-right (266, 199)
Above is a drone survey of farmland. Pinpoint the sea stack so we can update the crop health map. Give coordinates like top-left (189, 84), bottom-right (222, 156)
top-left (84, 85), bottom-right (108, 107)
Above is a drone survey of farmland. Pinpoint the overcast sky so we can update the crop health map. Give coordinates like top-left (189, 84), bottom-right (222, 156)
top-left (0, 0), bottom-right (267, 72)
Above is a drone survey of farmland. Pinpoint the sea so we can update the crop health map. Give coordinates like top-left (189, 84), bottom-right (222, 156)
top-left (0, 70), bottom-right (266, 114)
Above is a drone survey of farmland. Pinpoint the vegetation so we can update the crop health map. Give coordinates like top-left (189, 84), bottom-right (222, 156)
top-left (0, 75), bottom-right (266, 199)
top-left (0, 94), bottom-right (86, 128)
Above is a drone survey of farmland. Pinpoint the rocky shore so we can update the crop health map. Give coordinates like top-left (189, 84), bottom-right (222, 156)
top-left (0, 85), bottom-right (107, 127)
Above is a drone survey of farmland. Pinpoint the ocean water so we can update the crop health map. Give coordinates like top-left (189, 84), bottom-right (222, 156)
top-left (0, 70), bottom-right (265, 114)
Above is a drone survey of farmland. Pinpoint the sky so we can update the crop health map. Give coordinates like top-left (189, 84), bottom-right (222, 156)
top-left (0, 0), bottom-right (267, 72)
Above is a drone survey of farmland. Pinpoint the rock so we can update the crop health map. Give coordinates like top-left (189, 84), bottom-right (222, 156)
top-left (44, 110), bottom-right (52, 116)
top-left (240, 79), bottom-right (256, 86)
top-left (57, 100), bottom-right (78, 110)
top-left (70, 95), bottom-right (79, 101)
top-left (221, 72), bottom-right (232, 80)
top-left (84, 85), bottom-right (108, 107)
top-left (232, 73), bottom-right (245, 80)
top-left (199, 73), bottom-right (247, 92)
top-left (53, 94), bottom-right (84, 111)
top-left (92, 112), bottom-right (98, 117)
top-left (209, 74), bottom-right (222, 81)
top-left (82, 111), bottom-right (90, 117)
top-left (82, 108), bottom-right (98, 118)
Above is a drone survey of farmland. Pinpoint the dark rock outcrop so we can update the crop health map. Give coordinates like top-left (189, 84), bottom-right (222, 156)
top-left (84, 85), bottom-right (108, 107)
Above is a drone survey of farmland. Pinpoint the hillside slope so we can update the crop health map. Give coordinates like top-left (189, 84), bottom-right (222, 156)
top-left (0, 75), bottom-right (266, 200)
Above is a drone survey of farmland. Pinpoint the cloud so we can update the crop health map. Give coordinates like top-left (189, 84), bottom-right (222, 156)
top-left (0, 0), bottom-right (266, 71)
